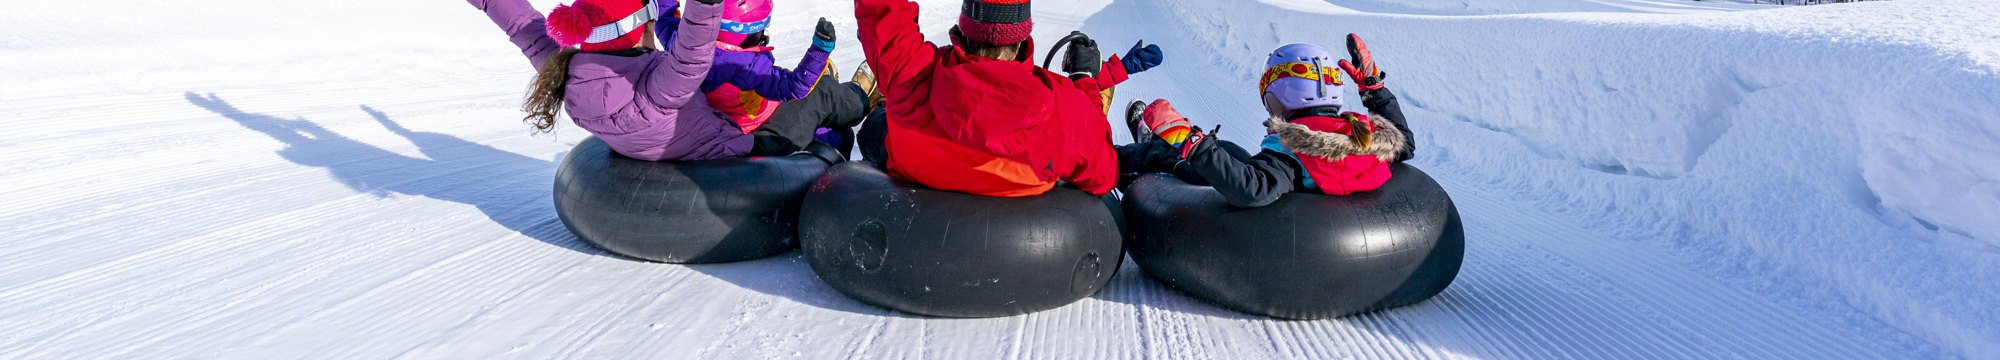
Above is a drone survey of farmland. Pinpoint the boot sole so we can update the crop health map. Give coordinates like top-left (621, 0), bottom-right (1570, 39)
top-left (1125, 99), bottom-right (1151, 143)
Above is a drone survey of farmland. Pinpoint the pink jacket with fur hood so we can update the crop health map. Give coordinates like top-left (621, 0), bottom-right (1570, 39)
top-left (472, 0), bottom-right (751, 161)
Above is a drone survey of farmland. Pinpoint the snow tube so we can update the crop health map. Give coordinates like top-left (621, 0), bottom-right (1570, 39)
top-left (553, 136), bottom-right (830, 264)
top-left (1122, 163), bottom-right (1464, 319)
top-left (799, 162), bottom-right (1124, 318)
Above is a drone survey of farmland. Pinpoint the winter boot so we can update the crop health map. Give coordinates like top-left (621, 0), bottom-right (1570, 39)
top-left (824, 60), bottom-right (839, 82)
top-left (1125, 99), bottom-right (1152, 143)
top-left (851, 64), bottom-right (883, 109)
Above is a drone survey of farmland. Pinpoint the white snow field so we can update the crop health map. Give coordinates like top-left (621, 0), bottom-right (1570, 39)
top-left (2, 0), bottom-right (1995, 358)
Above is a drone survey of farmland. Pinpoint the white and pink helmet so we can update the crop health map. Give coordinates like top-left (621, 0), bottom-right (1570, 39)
top-left (717, 0), bottom-right (773, 45)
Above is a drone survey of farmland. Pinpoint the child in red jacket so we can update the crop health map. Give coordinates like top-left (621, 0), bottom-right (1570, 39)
top-left (850, 0), bottom-right (1164, 197)
top-left (1118, 36), bottom-right (1413, 208)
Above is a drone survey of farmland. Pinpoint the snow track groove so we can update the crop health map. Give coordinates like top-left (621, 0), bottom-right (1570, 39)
top-left (0, 82), bottom-right (1950, 358)
top-left (2, 0), bottom-right (1981, 358)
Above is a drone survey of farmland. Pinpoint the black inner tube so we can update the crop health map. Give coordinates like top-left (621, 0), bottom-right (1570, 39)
top-left (799, 161), bottom-right (1125, 318)
top-left (1122, 163), bottom-right (1464, 319)
top-left (553, 137), bottom-right (829, 264)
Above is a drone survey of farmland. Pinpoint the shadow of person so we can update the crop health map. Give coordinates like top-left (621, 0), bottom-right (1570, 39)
top-left (188, 92), bottom-right (951, 316)
top-left (184, 92), bottom-right (601, 256)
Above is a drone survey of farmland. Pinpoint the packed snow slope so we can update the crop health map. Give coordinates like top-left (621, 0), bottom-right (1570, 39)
top-left (2, 0), bottom-right (1995, 358)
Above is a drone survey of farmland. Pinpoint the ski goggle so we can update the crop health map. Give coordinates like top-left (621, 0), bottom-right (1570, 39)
top-left (584, 0), bottom-right (660, 44)
top-left (1259, 61), bottom-right (1344, 95)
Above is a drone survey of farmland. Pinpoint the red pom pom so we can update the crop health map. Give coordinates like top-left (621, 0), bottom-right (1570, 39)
top-left (545, 0), bottom-right (646, 51)
top-left (546, 3), bottom-right (605, 48)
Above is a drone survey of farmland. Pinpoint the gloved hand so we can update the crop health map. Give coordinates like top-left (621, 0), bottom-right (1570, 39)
top-left (1337, 33), bottom-right (1386, 92)
top-left (812, 17), bottom-right (837, 52)
top-left (1061, 31), bottom-right (1101, 79)
top-left (1178, 124), bottom-right (1216, 160)
top-left (1121, 40), bottom-right (1163, 74)
top-left (1143, 99), bottom-right (1193, 146)
top-left (693, 0), bottom-right (721, 5)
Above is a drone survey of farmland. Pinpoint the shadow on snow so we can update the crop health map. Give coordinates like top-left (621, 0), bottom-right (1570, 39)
top-left (185, 92), bottom-right (601, 257)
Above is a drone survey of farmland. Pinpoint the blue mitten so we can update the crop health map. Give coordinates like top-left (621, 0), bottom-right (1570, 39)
top-left (1121, 40), bottom-right (1163, 74)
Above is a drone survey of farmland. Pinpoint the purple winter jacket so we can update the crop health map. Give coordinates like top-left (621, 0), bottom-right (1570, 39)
top-left (471, 0), bottom-right (751, 161)
top-left (656, 13), bottom-right (830, 133)
top-left (654, 16), bottom-right (829, 101)
top-left (698, 45), bottom-right (830, 133)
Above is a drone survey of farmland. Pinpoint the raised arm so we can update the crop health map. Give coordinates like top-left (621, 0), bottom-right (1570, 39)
top-left (728, 43), bottom-right (830, 101)
top-left (855, 0), bottom-right (940, 99)
top-left (1338, 33), bottom-right (1411, 162)
top-left (1361, 87), bottom-right (1415, 162)
top-left (643, 0), bottom-right (727, 109)
top-left (468, 0), bottom-right (564, 69)
top-left (1072, 40), bottom-right (1162, 114)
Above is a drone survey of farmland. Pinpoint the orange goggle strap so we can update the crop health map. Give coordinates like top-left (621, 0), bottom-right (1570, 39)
top-left (1258, 62), bottom-right (1345, 95)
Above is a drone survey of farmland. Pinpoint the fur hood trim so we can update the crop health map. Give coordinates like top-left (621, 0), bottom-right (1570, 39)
top-left (1267, 113), bottom-right (1408, 162)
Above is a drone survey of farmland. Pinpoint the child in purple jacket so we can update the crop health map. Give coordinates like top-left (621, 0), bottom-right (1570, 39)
top-left (658, 0), bottom-right (878, 156)
top-left (470, 0), bottom-right (862, 161)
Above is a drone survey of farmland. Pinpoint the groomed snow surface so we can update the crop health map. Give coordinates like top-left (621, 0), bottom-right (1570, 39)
top-left (3, 0), bottom-right (1995, 358)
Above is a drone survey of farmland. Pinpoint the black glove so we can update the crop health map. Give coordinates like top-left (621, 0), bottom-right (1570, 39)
top-left (1061, 32), bottom-right (1101, 79)
top-left (812, 18), bottom-right (837, 51)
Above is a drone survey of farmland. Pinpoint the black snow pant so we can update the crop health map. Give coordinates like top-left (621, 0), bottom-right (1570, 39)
top-left (748, 75), bottom-right (872, 158)
top-left (857, 106), bottom-right (890, 166)
top-left (1117, 137), bottom-right (1307, 208)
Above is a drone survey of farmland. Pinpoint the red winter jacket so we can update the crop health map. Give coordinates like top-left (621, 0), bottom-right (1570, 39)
top-left (1267, 114), bottom-right (1406, 195)
top-left (855, 0), bottom-right (1128, 197)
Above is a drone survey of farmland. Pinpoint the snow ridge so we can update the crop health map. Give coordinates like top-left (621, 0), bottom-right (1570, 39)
top-left (1097, 0), bottom-right (1998, 357)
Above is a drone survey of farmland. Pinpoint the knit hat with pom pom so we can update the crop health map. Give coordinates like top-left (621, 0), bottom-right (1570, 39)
top-left (547, 0), bottom-right (655, 52)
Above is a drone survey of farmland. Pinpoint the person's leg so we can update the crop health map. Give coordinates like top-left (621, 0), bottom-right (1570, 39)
top-left (834, 125), bottom-right (856, 157)
top-left (1178, 138), bottom-right (1300, 208)
top-left (1116, 138), bottom-right (1182, 187)
top-left (1116, 138), bottom-right (1180, 174)
top-left (857, 107), bottom-right (889, 165)
top-left (1113, 137), bottom-right (1254, 187)
top-left (750, 75), bottom-right (873, 156)
top-left (1172, 139), bottom-right (1255, 186)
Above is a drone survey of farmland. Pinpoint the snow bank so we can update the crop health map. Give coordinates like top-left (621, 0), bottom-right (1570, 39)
top-left (1331, 0), bottom-right (1770, 15)
top-left (1093, 0), bottom-right (2000, 357)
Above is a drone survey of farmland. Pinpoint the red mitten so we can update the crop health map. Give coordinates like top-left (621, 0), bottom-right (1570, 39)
top-left (1337, 33), bottom-right (1386, 92)
top-left (1144, 100), bottom-right (1194, 146)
